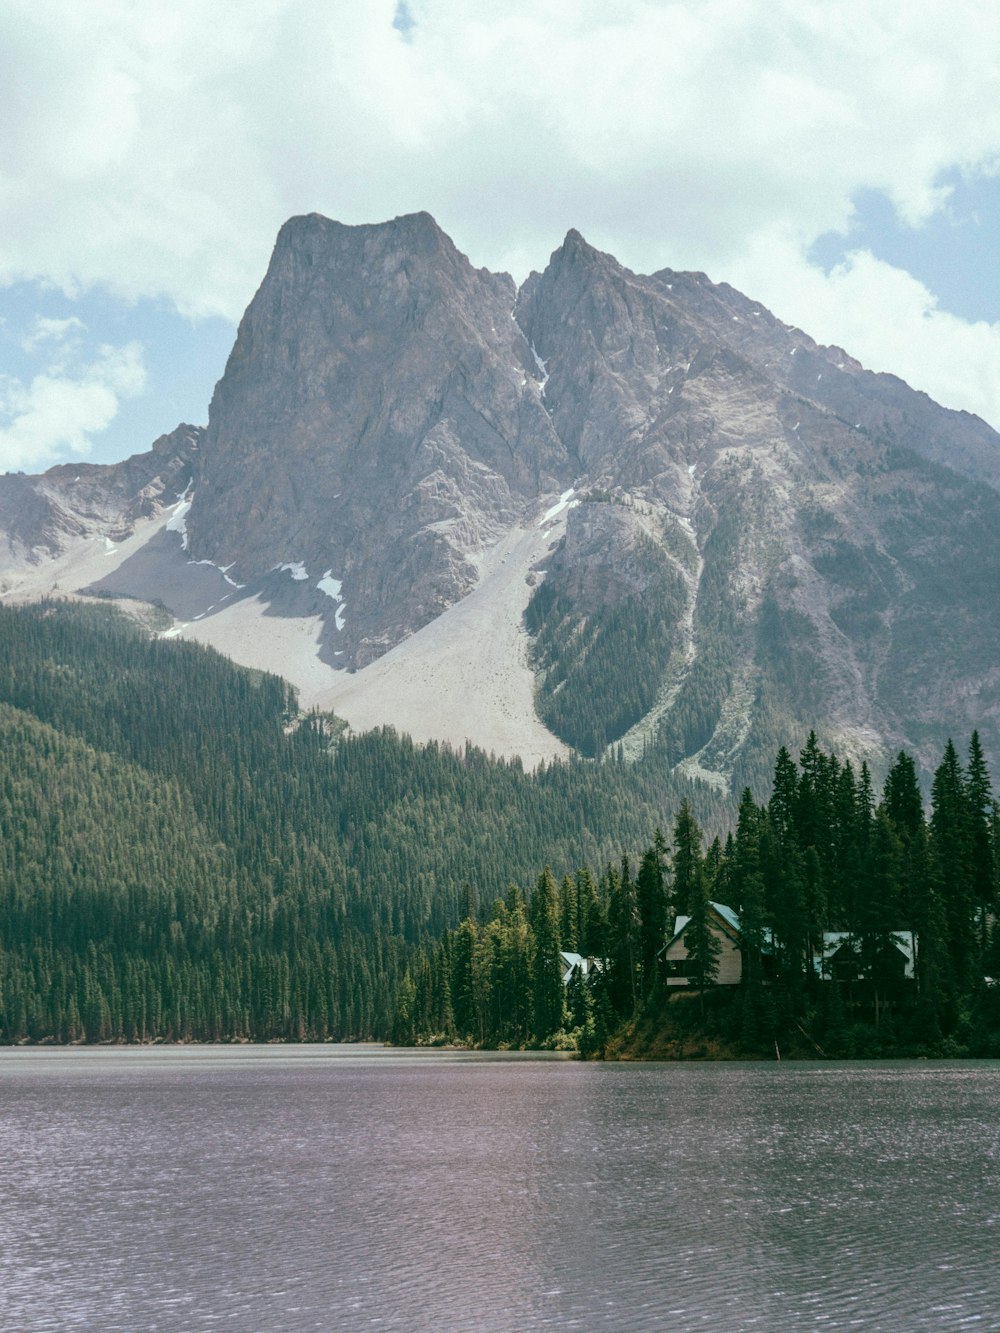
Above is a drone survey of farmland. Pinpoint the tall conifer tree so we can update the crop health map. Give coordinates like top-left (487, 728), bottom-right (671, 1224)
top-left (966, 731), bottom-right (996, 959)
top-left (530, 868), bottom-right (564, 1039)
top-left (607, 855), bottom-right (641, 1017)
top-left (684, 866), bottom-right (721, 1008)
top-left (636, 830), bottom-right (669, 995)
top-left (930, 740), bottom-right (975, 997)
top-left (671, 800), bottom-right (703, 917)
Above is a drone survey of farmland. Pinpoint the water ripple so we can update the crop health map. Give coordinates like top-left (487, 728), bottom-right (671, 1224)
top-left (0, 1050), bottom-right (997, 1330)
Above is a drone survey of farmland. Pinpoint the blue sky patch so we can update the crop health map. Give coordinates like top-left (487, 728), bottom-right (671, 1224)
top-left (0, 282), bottom-right (235, 467)
top-left (392, 2), bottom-right (416, 40)
top-left (809, 172), bottom-right (1000, 325)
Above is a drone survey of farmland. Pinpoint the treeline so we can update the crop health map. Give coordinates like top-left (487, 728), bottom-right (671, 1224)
top-left (393, 852), bottom-right (671, 1055)
top-left (0, 599), bottom-right (727, 1044)
top-left (398, 733), bottom-right (1000, 1057)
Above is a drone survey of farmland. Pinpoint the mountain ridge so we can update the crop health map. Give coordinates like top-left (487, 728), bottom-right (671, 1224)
top-left (2, 212), bottom-right (999, 788)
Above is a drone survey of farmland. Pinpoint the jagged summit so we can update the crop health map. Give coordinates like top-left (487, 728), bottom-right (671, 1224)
top-left (2, 212), bottom-right (1000, 786)
top-left (553, 227), bottom-right (607, 261)
top-left (536, 228), bottom-right (628, 296)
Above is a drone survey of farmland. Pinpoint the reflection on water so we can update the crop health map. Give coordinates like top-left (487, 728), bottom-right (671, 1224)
top-left (0, 1048), bottom-right (997, 1331)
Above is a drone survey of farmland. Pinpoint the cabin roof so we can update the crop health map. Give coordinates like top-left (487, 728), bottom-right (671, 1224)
top-left (666, 902), bottom-right (740, 947)
top-left (812, 931), bottom-right (917, 978)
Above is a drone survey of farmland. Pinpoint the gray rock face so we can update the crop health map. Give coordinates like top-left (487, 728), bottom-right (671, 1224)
top-left (3, 214), bottom-right (1000, 784)
top-left (187, 212), bottom-right (569, 664)
top-left (515, 231), bottom-right (1000, 780)
top-left (542, 501), bottom-right (667, 609)
top-left (0, 425), bottom-right (199, 569)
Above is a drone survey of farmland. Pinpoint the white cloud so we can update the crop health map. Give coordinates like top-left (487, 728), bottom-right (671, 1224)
top-left (1, 1), bottom-right (1000, 426)
top-left (20, 315), bottom-right (86, 354)
top-left (0, 341), bottom-right (146, 471)
top-left (727, 230), bottom-right (1000, 429)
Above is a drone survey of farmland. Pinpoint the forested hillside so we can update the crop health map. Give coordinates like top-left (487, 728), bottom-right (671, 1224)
top-left (0, 600), bottom-right (727, 1043)
top-left (4, 601), bottom-right (995, 1054)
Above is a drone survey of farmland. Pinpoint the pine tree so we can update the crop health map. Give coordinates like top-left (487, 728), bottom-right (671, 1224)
top-left (731, 789), bottom-right (767, 989)
top-left (796, 732), bottom-right (832, 937)
top-left (573, 867), bottom-right (599, 957)
top-left (930, 740), bottom-right (976, 999)
top-left (882, 750), bottom-right (925, 838)
top-left (559, 875), bottom-right (579, 952)
top-left (684, 867), bottom-right (721, 1009)
top-left (857, 811), bottom-right (904, 1026)
top-left (966, 731), bottom-right (996, 961)
top-left (450, 918), bottom-right (479, 1040)
top-left (392, 968), bottom-right (417, 1045)
top-left (636, 830), bottom-right (668, 996)
top-left (671, 799), bottom-right (703, 918)
top-left (766, 749), bottom-right (808, 990)
top-left (769, 746), bottom-right (798, 839)
top-left (606, 857), bottom-right (641, 1017)
top-left (530, 868), bottom-right (564, 1040)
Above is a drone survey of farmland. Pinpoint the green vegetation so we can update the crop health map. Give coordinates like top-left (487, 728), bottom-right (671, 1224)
top-left (0, 599), bottom-right (726, 1044)
top-left (401, 733), bottom-right (1000, 1059)
top-left (657, 464), bottom-right (776, 769)
top-left (526, 536), bottom-right (688, 757)
top-left (2, 600), bottom-right (996, 1056)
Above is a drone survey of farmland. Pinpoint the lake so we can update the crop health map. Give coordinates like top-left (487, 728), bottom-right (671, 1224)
top-left (0, 1048), bottom-right (997, 1331)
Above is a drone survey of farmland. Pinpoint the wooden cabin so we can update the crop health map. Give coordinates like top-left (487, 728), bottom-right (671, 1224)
top-left (660, 908), bottom-right (918, 991)
top-left (661, 902), bottom-right (743, 987)
top-left (559, 951), bottom-right (601, 985)
top-left (812, 932), bottom-right (916, 983)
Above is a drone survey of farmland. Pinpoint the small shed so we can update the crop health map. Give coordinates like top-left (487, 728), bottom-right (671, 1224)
top-left (661, 902), bottom-right (743, 987)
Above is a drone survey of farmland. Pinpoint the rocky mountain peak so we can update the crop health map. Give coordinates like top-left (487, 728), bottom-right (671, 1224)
top-left (0, 424), bottom-right (199, 568)
top-left (4, 212), bottom-right (1000, 785)
top-left (174, 207), bottom-right (568, 665)
top-left (552, 227), bottom-right (608, 266)
top-left (269, 209), bottom-right (488, 298)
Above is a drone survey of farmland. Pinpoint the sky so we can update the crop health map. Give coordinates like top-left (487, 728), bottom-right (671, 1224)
top-left (3, 0), bottom-right (1000, 473)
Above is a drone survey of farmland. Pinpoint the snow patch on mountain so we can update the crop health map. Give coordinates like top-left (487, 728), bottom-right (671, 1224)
top-left (530, 343), bottom-right (549, 397)
top-left (317, 571), bottom-right (347, 631)
top-left (188, 558), bottom-right (245, 590)
top-left (165, 489), bottom-right (193, 551)
top-left (311, 519), bottom-right (569, 768)
top-left (541, 489), bottom-right (576, 523)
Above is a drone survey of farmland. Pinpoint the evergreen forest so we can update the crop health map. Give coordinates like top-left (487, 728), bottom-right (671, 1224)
top-left (0, 600), bottom-right (725, 1044)
top-left (398, 734), bottom-right (1000, 1059)
top-left (525, 524), bottom-right (689, 758)
top-left (1, 600), bottom-right (997, 1057)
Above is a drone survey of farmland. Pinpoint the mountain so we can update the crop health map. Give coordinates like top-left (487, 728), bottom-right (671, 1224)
top-left (0, 422), bottom-right (198, 574)
top-left (2, 213), bottom-right (999, 788)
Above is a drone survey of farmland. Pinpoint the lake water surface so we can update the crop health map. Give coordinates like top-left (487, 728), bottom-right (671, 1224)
top-left (0, 1048), bottom-right (997, 1331)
